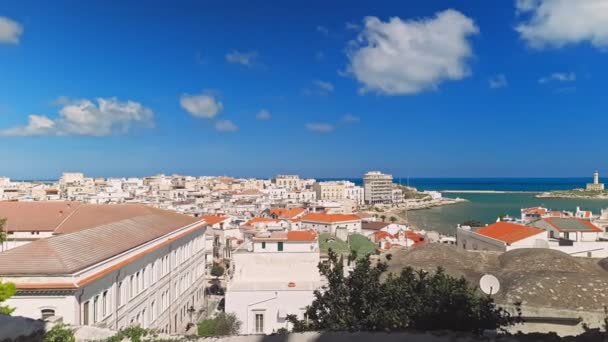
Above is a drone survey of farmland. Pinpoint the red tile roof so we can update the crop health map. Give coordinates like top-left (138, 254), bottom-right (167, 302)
top-left (287, 231), bottom-right (317, 241)
top-left (270, 207), bottom-right (306, 219)
top-left (474, 222), bottom-right (545, 244)
top-left (301, 213), bottom-right (361, 223)
top-left (201, 215), bottom-right (228, 225)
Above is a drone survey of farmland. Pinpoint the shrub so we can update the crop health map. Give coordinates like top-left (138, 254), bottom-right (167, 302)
top-left (104, 326), bottom-right (152, 342)
top-left (210, 264), bottom-right (225, 279)
top-left (287, 250), bottom-right (521, 334)
top-left (44, 324), bottom-right (75, 342)
top-left (0, 281), bottom-right (16, 315)
top-left (197, 313), bottom-right (241, 337)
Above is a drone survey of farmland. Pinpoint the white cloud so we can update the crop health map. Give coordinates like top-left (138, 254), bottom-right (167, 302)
top-left (0, 97), bottom-right (154, 137)
top-left (516, 0), bottom-right (608, 49)
top-left (1, 115), bottom-right (56, 136)
top-left (317, 25), bottom-right (329, 35)
top-left (256, 109), bottom-right (271, 120)
top-left (303, 80), bottom-right (334, 96)
top-left (0, 16), bottom-right (22, 44)
top-left (314, 80), bottom-right (334, 92)
top-left (225, 50), bottom-right (257, 66)
top-left (489, 74), bottom-right (508, 89)
top-left (215, 119), bottom-right (238, 132)
top-left (345, 22), bottom-right (361, 31)
top-left (538, 72), bottom-right (576, 84)
top-left (305, 122), bottom-right (334, 133)
top-left (346, 10), bottom-right (479, 95)
top-left (180, 93), bottom-right (223, 118)
top-left (342, 114), bottom-right (360, 123)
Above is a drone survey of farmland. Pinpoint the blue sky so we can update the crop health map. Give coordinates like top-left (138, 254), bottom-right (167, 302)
top-left (1, 0), bottom-right (608, 179)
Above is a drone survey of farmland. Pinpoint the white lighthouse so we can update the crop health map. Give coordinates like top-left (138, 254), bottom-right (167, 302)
top-left (587, 170), bottom-right (605, 191)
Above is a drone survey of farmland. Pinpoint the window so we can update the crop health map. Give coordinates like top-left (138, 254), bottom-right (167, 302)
top-left (41, 309), bottom-right (55, 320)
top-left (102, 291), bottom-right (108, 317)
top-left (130, 275), bottom-right (135, 298)
top-left (117, 282), bottom-right (123, 306)
top-left (261, 242), bottom-right (266, 249)
top-left (151, 300), bottom-right (156, 321)
top-left (277, 242), bottom-right (284, 251)
top-left (255, 313), bottom-right (264, 333)
top-left (82, 301), bottom-right (90, 325)
top-left (93, 296), bottom-right (99, 323)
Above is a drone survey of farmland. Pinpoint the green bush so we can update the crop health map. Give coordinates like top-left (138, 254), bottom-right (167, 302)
top-left (104, 326), bottom-right (152, 342)
top-left (197, 313), bottom-right (241, 337)
top-left (287, 250), bottom-right (521, 334)
top-left (0, 281), bottom-right (16, 315)
top-left (210, 264), bottom-right (225, 279)
top-left (44, 324), bottom-right (75, 342)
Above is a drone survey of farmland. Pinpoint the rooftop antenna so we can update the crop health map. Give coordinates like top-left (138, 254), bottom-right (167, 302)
top-left (479, 274), bottom-right (500, 296)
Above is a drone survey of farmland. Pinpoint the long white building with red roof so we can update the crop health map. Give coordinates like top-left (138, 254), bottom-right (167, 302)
top-left (0, 201), bottom-right (209, 334)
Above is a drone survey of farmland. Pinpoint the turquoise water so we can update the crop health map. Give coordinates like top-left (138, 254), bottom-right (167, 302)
top-left (407, 192), bottom-right (608, 236)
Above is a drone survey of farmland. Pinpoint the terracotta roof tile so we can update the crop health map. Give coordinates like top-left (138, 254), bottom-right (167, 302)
top-left (270, 208), bottom-right (306, 219)
top-left (301, 213), bottom-right (361, 223)
top-left (474, 222), bottom-right (545, 244)
top-left (201, 215), bottom-right (228, 225)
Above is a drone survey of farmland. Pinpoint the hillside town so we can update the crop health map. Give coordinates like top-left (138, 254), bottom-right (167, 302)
top-left (1, 171), bottom-right (608, 340)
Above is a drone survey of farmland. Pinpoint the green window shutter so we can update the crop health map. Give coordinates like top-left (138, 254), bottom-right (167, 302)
top-left (278, 242), bottom-right (284, 251)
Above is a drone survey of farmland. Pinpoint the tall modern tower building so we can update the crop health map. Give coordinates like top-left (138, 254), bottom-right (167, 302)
top-left (363, 171), bottom-right (393, 204)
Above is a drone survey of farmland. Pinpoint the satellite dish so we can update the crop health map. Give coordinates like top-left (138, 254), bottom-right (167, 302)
top-left (479, 274), bottom-right (500, 295)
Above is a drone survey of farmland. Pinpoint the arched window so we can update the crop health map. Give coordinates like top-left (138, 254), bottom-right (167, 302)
top-left (41, 309), bottom-right (55, 320)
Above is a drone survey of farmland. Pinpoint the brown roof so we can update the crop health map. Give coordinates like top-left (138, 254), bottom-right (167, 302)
top-left (0, 205), bottom-right (203, 275)
top-left (362, 222), bottom-right (390, 231)
top-left (0, 201), bottom-right (82, 232)
top-left (0, 201), bottom-right (196, 236)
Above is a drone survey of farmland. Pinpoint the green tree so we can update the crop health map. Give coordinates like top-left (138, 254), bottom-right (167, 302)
top-left (210, 264), bottom-right (225, 279)
top-left (0, 280), bottom-right (16, 315)
top-left (197, 313), bottom-right (241, 337)
top-left (380, 215), bottom-right (387, 222)
top-left (287, 250), bottom-right (520, 334)
top-left (43, 324), bottom-right (75, 342)
top-left (390, 216), bottom-right (397, 223)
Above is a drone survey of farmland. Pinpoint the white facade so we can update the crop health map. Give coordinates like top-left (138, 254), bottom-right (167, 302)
top-left (226, 233), bottom-right (321, 335)
top-left (3, 223), bottom-right (208, 334)
top-left (456, 226), bottom-right (548, 252)
top-left (272, 175), bottom-right (304, 191)
top-left (363, 171), bottom-right (393, 204)
top-left (301, 217), bottom-right (362, 236)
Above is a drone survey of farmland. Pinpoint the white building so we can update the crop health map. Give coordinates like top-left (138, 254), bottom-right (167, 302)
top-left (272, 175), bottom-right (304, 191)
top-left (457, 219), bottom-right (608, 258)
top-left (363, 171), bottom-right (393, 204)
top-left (456, 221), bottom-right (548, 252)
top-left (586, 170), bottom-right (605, 191)
top-left (0, 203), bottom-right (208, 334)
top-left (225, 231), bottom-right (321, 335)
top-left (300, 213), bottom-right (362, 240)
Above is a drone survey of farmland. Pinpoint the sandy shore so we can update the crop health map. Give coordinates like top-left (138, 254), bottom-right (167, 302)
top-left (364, 197), bottom-right (468, 225)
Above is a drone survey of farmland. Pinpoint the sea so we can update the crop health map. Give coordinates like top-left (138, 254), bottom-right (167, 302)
top-left (321, 177), bottom-right (608, 236)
